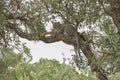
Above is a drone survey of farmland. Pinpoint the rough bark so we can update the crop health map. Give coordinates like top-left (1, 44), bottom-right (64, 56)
top-left (109, 0), bottom-right (120, 34)
top-left (5, 21), bottom-right (108, 80)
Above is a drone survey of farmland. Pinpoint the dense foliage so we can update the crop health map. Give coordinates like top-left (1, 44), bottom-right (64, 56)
top-left (0, 49), bottom-right (99, 80)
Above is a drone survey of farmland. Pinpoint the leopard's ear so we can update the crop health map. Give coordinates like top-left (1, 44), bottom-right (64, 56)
top-left (52, 22), bottom-right (61, 28)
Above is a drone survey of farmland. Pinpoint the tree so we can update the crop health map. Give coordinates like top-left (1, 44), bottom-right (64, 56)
top-left (0, 0), bottom-right (120, 80)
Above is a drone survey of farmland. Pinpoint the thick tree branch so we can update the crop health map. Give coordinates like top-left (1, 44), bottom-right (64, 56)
top-left (5, 22), bottom-right (61, 43)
